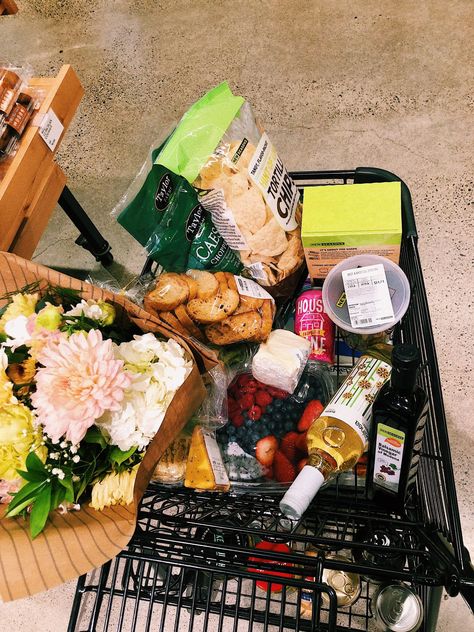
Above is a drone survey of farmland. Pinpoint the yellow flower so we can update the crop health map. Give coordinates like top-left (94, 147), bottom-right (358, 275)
top-left (0, 293), bottom-right (38, 334)
top-left (0, 352), bottom-right (15, 407)
top-left (7, 357), bottom-right (36, 385)
top-left (0, 401), bottom-right (44, 481)
top-left (98, 301), bottom-right (116, 326)
top-left (35, 303), bottom-right (63, 331)
top-left (90, 465), bottom-right (138, 511)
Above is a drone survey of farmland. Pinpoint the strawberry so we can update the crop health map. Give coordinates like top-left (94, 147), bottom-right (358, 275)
top-left (230, 412), bottom-right (244, 428)
top-left (248, 404), bottom-right (262, 421)
top-left (255, 435), bottom-right (278, 466)
top-left (237, 373), bottom-right (252, 388)
top-left (295, 432), bottom-right (308, 454)
top-left (297, 400), bottom-right (324, 432)
top-left (279, 432), bottom-right (301, 463)
top-left (297, 457), bottom-right (308, 473)
top-left (267, 386), bottom-right (289, 399)
top-left (239, 393), bottom-right (255, 410)
top-left (273, 450), bottom-right (296, 483)
top-left (248, 541), bottom-right (293, 592)
top-left (264, 465), bottom-right (274, 480)
top-left (255, 389), bottom-right (273, 407)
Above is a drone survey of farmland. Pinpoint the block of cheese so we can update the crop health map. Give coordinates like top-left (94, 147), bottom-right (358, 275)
top-left (184, 426), bottom-right (230, 491)
top-left (252, 329), bottom-right (311, 394)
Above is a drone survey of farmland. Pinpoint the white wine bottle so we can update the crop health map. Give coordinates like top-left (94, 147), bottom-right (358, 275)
top-left (280, 355), bottom-right (392, 520)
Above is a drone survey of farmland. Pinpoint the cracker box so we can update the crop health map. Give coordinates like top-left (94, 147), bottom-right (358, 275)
top-left (301, 181), bottom-right (402, 279)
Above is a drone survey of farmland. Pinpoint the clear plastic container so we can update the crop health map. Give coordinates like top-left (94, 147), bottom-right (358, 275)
top-left (217, 364), bottom-right (333, 491)
top-left (322, 254), bottom-right (410, 351)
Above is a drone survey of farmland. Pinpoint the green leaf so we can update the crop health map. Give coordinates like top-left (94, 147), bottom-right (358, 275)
top-left (58, 477), bottom-right (75, 503)
top-left (16, 468), bottom-right (47, 483)
top-left (84, 427), bottom-right (107, 449)
top-left (30, 485), bottom-right (52, 539)
top-left (5, 481), bottom-right (46, 517)
top-left (109, 445), bottom-right (137, 465)
top-left (25, 451), bottom-right (47, 474)
top-left (50, 484), bottom-right (66, 511)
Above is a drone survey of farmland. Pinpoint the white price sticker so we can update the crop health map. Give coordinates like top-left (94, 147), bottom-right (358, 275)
top-left (342, 264), bottom-right (395, 329)
top-left (234, 275), bottom-right (273, 300)
top-left (39, 109), bottom-right (64, 152)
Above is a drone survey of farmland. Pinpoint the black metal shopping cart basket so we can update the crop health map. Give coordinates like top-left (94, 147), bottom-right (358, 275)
top-left (67, 168), bottom-right (474, 632)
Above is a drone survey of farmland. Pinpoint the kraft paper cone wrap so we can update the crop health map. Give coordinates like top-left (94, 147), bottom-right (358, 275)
top-left (0, 252), bottom-right (212, 601)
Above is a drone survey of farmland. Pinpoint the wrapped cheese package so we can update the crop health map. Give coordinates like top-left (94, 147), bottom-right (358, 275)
top-left (252, 329), bottom-right (311, 394)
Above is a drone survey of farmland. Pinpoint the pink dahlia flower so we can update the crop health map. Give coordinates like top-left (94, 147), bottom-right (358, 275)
top-left (31, 330), bottom-right (131, 444)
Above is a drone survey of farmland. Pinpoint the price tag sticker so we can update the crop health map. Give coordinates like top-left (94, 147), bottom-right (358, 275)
top-left (342, 264), bottom-right (395, 328)
top-left (39, 109), bottom-right (64, 152)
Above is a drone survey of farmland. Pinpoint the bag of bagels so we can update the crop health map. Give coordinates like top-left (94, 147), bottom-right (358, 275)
top-left (156, 82), bottom-right (305, 300)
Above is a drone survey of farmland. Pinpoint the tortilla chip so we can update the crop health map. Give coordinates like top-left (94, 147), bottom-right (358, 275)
top-left (247, 218), bottom-right (288, 257)
top-left (230, 187), bottom-right (267, 234)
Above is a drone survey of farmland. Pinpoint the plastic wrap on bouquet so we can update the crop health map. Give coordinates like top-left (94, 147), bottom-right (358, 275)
top-left (0, 252), bottom-right (212, 601)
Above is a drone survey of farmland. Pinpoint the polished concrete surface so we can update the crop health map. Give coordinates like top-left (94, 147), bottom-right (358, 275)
top-left (1, 1), bottom-right (473, 630)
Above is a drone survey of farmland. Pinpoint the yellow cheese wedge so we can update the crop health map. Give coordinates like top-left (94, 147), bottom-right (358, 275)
top-left (184, 426), bottom-right (230, 491)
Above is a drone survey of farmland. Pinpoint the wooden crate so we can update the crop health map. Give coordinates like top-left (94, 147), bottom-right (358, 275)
top-left (0, 0), bottom-right (18, 15)
top-left (0, 64), bottom-right (83, 257)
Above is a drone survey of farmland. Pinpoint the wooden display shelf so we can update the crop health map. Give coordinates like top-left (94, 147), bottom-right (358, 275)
top-left (0, 0), bottom-right (18, 15)
top-left (0, 64), bottom-right (83, 257)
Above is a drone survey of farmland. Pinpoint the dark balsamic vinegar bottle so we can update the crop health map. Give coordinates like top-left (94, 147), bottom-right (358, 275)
top-left (367, 344), bottom-right (428, 509)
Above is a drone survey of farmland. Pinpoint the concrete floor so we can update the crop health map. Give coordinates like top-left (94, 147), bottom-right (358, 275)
top-left (1, 1), bottom-right (473, 630)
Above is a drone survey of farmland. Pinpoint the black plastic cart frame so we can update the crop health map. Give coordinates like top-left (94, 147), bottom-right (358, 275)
top-left (67, 168), bottom-right (474, 632)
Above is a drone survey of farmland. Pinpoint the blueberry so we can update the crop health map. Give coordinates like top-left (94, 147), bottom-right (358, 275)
top-left (268, 419), bottom-right (277, 433)
top-left (273, 411), bottom-right (283, 423)
top-left (284, 420), bottom-right (294, 432)
top-left (273, 399), bottom-right (283, 409)
top-left (261, 414), bottom-right (270, 425)
top-left (266, 402), bottom-right (275, 414)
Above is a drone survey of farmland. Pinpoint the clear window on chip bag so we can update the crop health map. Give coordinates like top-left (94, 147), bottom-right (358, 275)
top-left (155, 82), bottom-right (306, 301)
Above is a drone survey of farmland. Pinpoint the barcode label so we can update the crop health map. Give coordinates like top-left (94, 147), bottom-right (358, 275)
top-left (234, 275), bottom-right (273, 300)
top-left (342, 264), bottom-right (395, 329)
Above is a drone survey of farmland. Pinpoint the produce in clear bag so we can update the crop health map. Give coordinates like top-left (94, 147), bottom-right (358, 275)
top-left (155, 82), bottom-right (305, 296)
top-left (143, 269), bottom-right (275, 346)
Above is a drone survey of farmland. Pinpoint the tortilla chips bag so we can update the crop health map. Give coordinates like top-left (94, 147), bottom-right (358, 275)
top-left (157, 82), bottom-right (305, 297)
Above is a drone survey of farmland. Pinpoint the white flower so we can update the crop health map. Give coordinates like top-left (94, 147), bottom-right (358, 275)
top-left (64, 300), bottom-right (113, 323)
top-left (72, 455), bottom-right (80, 463)
top-left (2, 315), bottom-right (32, 350)
top-left (96, 335), bottom-right (192, 452)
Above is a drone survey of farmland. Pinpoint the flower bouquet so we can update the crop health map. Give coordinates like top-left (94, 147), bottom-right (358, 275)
top-left (0, 252), bottom-right (208, 601)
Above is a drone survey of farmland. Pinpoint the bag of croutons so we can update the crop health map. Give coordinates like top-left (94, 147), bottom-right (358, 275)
top-left (143, 269), bottom-right (275, 346)
top-left (154, 82), bottom-right (305, 299)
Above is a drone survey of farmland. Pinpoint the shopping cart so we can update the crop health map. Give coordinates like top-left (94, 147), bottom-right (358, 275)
top-left (67, 168), bottom-right (474, 632)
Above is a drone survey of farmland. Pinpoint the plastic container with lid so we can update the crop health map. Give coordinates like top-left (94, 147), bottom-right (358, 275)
top-left (322, 254), bottom-right (410, 352)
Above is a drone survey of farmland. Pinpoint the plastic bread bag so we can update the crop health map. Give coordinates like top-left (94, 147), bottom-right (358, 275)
top-left (155, 82), bottom-right (305, 300)
top-left (114, 158), bottom-right (243, 274)
top-left (143, 269), bottom-right (275, 346)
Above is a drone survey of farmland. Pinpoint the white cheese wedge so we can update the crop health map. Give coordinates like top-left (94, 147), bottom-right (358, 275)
top-left (251, 329), bottom-right (311, 394)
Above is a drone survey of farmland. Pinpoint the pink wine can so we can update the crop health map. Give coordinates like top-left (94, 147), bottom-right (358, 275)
top-left (294, 287), bottom-right (335, 364)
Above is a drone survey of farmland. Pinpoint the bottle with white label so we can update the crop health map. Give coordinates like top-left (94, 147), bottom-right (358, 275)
top-left (366, 344), bottom-right (428, 508)
top-left (280, 355), bottom-right (392, 520)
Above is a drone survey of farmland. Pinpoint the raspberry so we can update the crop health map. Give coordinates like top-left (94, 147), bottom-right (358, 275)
top-left (255, 390), bottom-right (273, 407)
top-left (248, 405), bottom-right (262, 421)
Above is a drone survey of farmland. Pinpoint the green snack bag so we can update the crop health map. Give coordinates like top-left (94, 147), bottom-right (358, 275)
top-left (116, 145), bottom-right (172, 246)
top-left (145, 165), bottom-right (243, 273)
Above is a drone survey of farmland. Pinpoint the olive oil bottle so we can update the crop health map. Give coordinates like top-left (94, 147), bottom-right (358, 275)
top-left (366, 343), bottom-right (428, 508)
